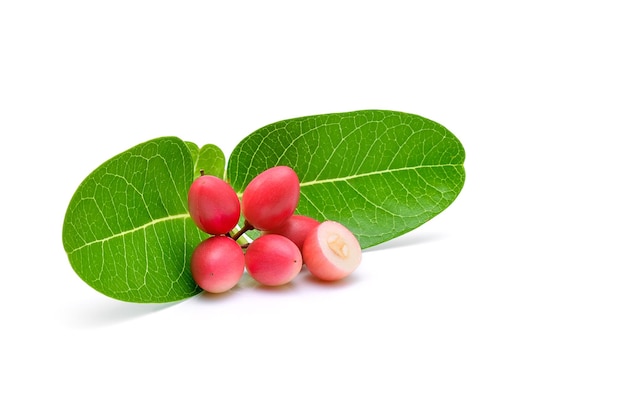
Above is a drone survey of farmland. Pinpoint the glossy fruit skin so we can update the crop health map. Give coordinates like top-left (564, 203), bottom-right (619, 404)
top-left (302, 221), bottom-right (362, 281)
top-left (188, 175), bottom-right (240, 235)
top-left (245, 234), bottom-right (302, 286)
top-left (263, 215), bottom-right (320, 253)
top-left (241, 166), bottom-right (300, 231)
top-left (191, 236), bottom-right (245, 293)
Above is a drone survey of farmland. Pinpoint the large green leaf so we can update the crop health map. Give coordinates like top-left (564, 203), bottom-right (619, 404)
top-left (227, 110), bottom-right (465, 249)
top-left (62, 137), bottom-right (206, 303)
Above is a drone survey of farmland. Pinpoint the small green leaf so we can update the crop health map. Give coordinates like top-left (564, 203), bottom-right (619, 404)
top-left (227, 110), bottom-right (465, 249)
top-left (186, 141), bottom-right (226, 179)
top-left (62, 137), bottom-right (206, 303)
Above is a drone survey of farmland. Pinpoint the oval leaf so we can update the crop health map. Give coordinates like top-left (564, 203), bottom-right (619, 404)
top-left (62, 137), bottom-right (206, 303)
top-left (186, 141), bottom-right (226, 179)
top-left (227, 110), bottom-right (466, 249)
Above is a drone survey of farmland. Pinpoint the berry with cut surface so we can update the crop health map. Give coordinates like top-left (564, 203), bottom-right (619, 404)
top-left (245, 234), bottom-right (302, 286)
top-left (264, 214), bottom-right (320, 254)
top-left (191, 235), bottom-right (245, 293)
top-left (188, 173), bottom-right (240, 235)
top-left (302, 221), bottom-right (361, 281)
top-left (241, 166), bottom-right (300, 231)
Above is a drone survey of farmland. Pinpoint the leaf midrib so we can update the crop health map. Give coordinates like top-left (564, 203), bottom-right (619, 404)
top-left (299, 163), bottom-right (462, 187)
top-left (66, 213), bottom-right (190, 255)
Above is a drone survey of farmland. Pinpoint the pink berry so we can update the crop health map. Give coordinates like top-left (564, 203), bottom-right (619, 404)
top-left (264, 215), bottom-right (320, 253)
top-left (191, 236), bottom-right (245, 293)
top-left (245, 234), bottom-right (302, 286)
top-left (302, 221), bottom-right (362, 281)
top-left (241, 166), bottom-right (300, 231)
top-left (188, 174), bottom-right (240, 235)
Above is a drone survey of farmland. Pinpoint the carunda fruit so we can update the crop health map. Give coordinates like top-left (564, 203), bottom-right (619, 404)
top-left (302, 221), bottom-right (362, 281)
top-left (187, 164), bottom-right (362, 294)
top-left (241, 166), bottom-right (300, 231)
top-left (188, 172), bottom-right (240, 235)
top-left (190, 235), bottom-right (245, 293)
top-left (245, 234), bottom-right (302, 286)
top-left (263, 214), bottom-right (320, 253)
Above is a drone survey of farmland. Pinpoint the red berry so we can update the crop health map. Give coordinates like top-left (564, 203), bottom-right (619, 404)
top-left (302, 221), bottom-right (361, 281)
top-left (188, 174), bottom-right (240, 235)
top-left (264, 215), bottom-right (320, 253)
top-left (191, 236), bottom-right (245, 293)
top-left (245, 234), bottom-right (302, 286)
top-left (241, 166), bottom-right (300, 231)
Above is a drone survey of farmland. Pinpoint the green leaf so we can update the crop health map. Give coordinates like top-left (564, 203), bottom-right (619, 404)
top-left (186, 141), bottom-right (226, 179)
top-left (62, 137), bottom-right (206, 303)
top-left (227, 110), bottom-right (465, 249)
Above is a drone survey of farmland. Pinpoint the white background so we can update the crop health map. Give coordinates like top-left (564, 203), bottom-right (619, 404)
top-left (1, 1), bottom-right (624, 411)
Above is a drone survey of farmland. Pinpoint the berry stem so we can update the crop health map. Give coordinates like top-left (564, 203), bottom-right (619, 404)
top-left (232, 220), bottom-right (254, 241)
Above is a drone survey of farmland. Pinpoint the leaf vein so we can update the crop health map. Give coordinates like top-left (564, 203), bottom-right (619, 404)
top-left (67, 213), bottom-right (190, 255)
top-left (300, 163), bottom-right (462, 187)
